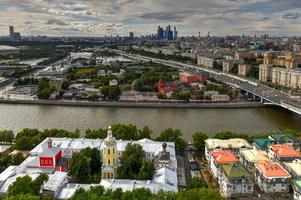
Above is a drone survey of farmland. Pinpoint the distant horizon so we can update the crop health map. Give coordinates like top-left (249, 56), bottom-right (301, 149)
top-left (1, 27), bottom-right (301, 39)
top-left (0, 0), bottom-right (301, 37)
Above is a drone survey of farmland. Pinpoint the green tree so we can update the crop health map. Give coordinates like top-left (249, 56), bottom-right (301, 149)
top-left (69, 153), bottom-right (91, 183)
top-left (118, 143), bottom-right (153, 179)
top-left (137, 159), bottom-right (155, 180)
top-left (188, 177), bottom-right (207, 189)
top-left (0, 131), bottom-right (14, 144)
top-left (37, 78), bottom-right (56, 99)
top-left (101, 85), bottom-right (121, 101)
top-left (156, 128), bottom-right (187, 152)
top-left (139, 126), bottom-right (152, 139)
top-left (69, 148), bottom-right (101, 183)
top-left (192, 132), bottom-right (208, 153)
top-left (32, 173), bottom-right (48, 195)
top-left (8, 174), bottom-right (48, 196)
top-left (6, 194), bottom-right (41, 200)
top-left (85, 129), bottom-right (107, 139)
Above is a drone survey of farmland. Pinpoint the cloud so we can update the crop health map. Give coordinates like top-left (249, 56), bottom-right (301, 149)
top-left (0, 0), bottom-right (300, 36)
top-left (45, 19), bottom-right (69, 25)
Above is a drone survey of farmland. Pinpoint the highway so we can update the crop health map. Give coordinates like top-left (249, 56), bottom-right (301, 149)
top-left (115, 50), bottom-right (301, 115)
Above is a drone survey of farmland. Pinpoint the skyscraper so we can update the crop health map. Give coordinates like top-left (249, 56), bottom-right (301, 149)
top-left (157, 26), bottom-right (164, 40)
top-left (129, 32), bottom-right (134, 38)
top-left (174, 26), bottom-right (178, 40)
top-left (9, 26), bottom-right (21, 41)
top-left (9, 26), bottom-right (14, 39)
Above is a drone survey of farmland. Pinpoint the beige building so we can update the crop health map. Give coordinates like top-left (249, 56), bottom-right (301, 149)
top-left (222, 59), bottom-right (243, 72)
top-left (258, 64), bottom-right (273, 82)
top-left (263, 52), bottom-right (301, 69)
top-left (234, 51), bottom-right (254, 60)
top-left (259, 64), bottom-right (301, 88)
top-left (238, 64), bottom-right (251, 77)
top-left (197, 56), bottom-right (215, 68)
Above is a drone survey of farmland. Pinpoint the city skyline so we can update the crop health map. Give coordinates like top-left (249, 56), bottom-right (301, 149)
top-left (0, 0), bottom-right (301, 37)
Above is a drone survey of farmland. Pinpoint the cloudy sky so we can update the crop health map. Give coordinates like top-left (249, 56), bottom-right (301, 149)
top-left (0, 0), bottom-right (301, 37)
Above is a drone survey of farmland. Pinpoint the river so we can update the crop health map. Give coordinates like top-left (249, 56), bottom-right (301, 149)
top-left (1, 104), bottom-right (301, 141)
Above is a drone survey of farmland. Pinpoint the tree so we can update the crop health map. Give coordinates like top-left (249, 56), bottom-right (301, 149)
top-left (156, 128), bottom-right (187, 152)
top-left (176, 188), bottom-right (225, 200)
top-left (8, 174), bottom-right (48, 196)
top-left (137, 159), bottom-right (155, 180)
top-left (69, 153), bottom-right (91, 183)
top-left (32, 173), bottom-right (48, 195)
top-left (101, 85), bottom-right (121, 101)
top-left (188, 177), bottom-right (207, 189)
top-left (111, 124), bottom-right (139, 140)
top-left (192, 132), bottom-right (208, 153)
top-left (6, 194), bottom-right (41, 200)
top-left (85, 129), bottom-right (107, 139)
top-left (69, 148), bottom-right (101, 183)
top-left (118, 143), bottom-right (153, 179)
top-left (8, 176), bottom-right (34, 195)
top-left (61, 80), bottom-right (70, 90)
top-left (122, 188), bottom-right (152, 200)
top-left (37, 78), bottom-right (56, 99)
top-left (139, 126), bottom-right (152, 139)
top-left (0, 131), bottom-right (14, 144)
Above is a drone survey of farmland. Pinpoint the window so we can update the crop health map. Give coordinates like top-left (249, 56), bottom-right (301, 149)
top-left (41, 160), bottom-right (44, 164)
top-left (113, 148), bottom-right (115, 153)
top-left (108, 149), bottom-right (110, 155)
top-left (108, 159), bottom-right (111, 165)
top-left (45, 160), bottom-right (48, 164)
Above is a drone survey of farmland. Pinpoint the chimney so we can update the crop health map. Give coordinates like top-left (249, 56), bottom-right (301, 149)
top-left (47, 138), bottom-right (52, 148)
top-left (162, 142), bottom-right (167, 154)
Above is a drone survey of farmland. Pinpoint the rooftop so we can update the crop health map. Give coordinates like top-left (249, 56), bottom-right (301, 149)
top-left (253, 138), bottom-right (273, 150)
top-left (255, 161), bottom-right (290, 178)
top-left (269, 144), bottom-right (301, 158)
top-left (43, 171), bottom-right (68, 192)
top-left (284, 159), bottom-right (301, 177)
top-left (210, 150), bottom-right (238, 164)
top-left (269, 134), bottom-right (299, 143)
top-left (205, 138), bottom-right (252, 150)
top-left (240, 149), bottom-right (270, 163)
top-left (220, 162), bottom-right (251, 179)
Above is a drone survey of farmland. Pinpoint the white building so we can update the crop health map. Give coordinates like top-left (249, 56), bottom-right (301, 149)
top-left (0, 129), bottom-right (178, 199)
top-left (254, 161), bottom-right (291, 193)
top-left (197, 56), bottom-right (215, 68)
top-left (205, 138), bottom-right (252, 161)
top-left (218, 163), bottom-right (254, 198)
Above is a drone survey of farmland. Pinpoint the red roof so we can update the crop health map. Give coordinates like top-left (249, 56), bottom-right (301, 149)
top-left (255, 161), bottom-right (290, 178)
top-left (210, 150), bottom-right (238, 164)
top-left (270, 144), bottom-right (301, 158)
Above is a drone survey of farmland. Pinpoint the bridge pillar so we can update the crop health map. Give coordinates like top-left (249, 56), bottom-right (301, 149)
top-left (260, 98), bottom-right (264, 103)
top-left (245, 91), bottom-right (248, 96)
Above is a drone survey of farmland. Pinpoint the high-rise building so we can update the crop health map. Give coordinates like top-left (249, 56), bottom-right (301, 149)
top-left (9, 26), bottom-right (14, 39)
top-left (157, 25), bottom-right (176, 41)
top-left (174, 26), bottom-right (178, 40)
top-left (9, 26), bottom-right (21, 41)
top-left (129, 32), bottom-right (134, 38)
top-left (157, 26), bottom-right (164, 40)
top-left (166, 25), bottom-right (173, 41)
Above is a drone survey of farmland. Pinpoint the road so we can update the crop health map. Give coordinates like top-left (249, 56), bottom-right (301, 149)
top-left (115, 50), bottom-right (301, 115)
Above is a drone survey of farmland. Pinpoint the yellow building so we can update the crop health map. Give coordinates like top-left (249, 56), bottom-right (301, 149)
top-left (101, 127), bottom-right (118, 179)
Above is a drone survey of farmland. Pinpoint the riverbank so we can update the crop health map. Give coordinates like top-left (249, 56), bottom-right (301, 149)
top-left (0, 98), bottom-right (265, 108)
